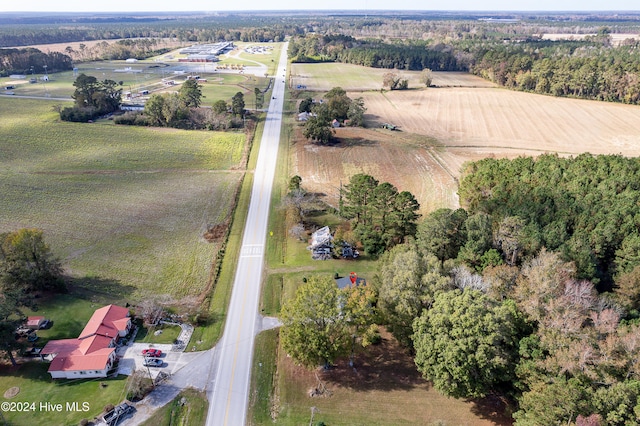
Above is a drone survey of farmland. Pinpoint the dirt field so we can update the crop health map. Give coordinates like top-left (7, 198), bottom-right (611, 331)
top-left (359, 87), bottom-right (640, 157)
top-left (291, 67), bottom-right (640, 211)
top-left (291, 126), bottom-right (459, 213)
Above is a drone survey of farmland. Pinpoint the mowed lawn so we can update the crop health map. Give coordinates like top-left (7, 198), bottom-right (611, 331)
top-left (1, 295), bottom-right (130, 426)
top-left (0, 98), bottom-right (246, 300)
top-left (0, 362), bottom-right (128, 426)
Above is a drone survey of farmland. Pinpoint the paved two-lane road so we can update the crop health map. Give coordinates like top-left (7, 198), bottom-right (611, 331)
top-left (206, 43), bottom-right (288, 426)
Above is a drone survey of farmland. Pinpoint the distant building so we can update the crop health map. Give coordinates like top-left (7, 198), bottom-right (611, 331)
top-left (179, 54), bottom-right (219, 63)
top-left (179, 42), bottom-right (234, 56)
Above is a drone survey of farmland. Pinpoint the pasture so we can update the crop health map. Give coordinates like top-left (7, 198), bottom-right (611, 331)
top-left (0, 98), bottom-right (245, 301)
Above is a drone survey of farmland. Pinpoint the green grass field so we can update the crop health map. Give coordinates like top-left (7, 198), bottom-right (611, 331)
top-left (135, 323), bottom-right (181, 345)
top-left (0, 97), bottom-right (245, 301)
top-left (289, 62), bottom-right (418, 92)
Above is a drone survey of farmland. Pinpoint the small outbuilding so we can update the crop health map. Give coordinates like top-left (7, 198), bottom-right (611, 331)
top-left (26, 316), bottom-right (46, 329)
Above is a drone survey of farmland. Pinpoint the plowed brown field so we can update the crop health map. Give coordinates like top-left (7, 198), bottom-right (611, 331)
top-left (291, 70), bottom-right (640, 212)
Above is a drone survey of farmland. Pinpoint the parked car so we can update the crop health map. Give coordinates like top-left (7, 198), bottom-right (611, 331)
top-left (15, 327), bottom-right (33, 337)
top-left (143, 357), bottom-right (163, 367)
top-left (23, 347), bottom-right (42, 357)
top-left (39, 319), bottom-right (51, 329)
top-left (141, 348), bottom-right (162, 357)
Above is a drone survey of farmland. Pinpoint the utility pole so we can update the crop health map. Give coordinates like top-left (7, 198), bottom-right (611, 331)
top-left (309, 406), bottom-right (318, 426)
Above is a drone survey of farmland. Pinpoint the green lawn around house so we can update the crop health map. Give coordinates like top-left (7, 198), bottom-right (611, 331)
top-left (140, 388), bottom-right (208, 426)
top-left (134, 323), bottom-right (181, 345)
top-left (0, 362), bottom-right (128, 426)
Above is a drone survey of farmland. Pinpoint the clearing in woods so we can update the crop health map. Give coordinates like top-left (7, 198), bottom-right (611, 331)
top-left (290, 63), bottom-right (640, 211)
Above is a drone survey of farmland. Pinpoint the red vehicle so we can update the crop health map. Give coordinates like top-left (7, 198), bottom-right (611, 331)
top-left (141, 348), bottom-right (162, 357)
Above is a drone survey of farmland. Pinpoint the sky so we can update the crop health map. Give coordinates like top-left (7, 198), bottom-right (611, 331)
top-left (0, 1), bottom-right (639, 13)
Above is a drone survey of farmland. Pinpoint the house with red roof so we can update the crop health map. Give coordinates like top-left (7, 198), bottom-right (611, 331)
top-left (41, 305), bottom-right (131, 379)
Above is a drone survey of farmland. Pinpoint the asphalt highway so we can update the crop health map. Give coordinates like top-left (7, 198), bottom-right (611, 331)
top-left (206, 42), bottom-right (288, 426)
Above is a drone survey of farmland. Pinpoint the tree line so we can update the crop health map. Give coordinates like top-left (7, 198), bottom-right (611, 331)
top-left (0, 48), bottom-right (72, 77)
top-left (470, 38), bottom-right (640, 104)
top-left (117, 81), bottom-right (247, 131)
top-left (288, 34), bottom-right (462, 71)
top-left (0, 16), bottom-right (293, 48)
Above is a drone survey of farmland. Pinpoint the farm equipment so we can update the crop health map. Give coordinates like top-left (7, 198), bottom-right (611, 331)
top-left (381, 123), bottom-right (399, 130)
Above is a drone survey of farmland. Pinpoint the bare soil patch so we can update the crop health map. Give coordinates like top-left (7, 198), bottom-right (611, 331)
top-left (359, 87), bottom-right (640, 158)
top-left (3, 387), bottom-right (19, 398)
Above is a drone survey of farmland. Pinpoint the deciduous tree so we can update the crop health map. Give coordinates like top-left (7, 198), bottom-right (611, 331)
top-left (302, 116), bottom-right (333, 144)
top-left (377, 243), bottom-right (449, 347)
top-left (0, 228), bottom-right (64, 293)
top-left (412, 289), bottom-right (523, 398)
top-left (280, 276), bottom-right (351, 368)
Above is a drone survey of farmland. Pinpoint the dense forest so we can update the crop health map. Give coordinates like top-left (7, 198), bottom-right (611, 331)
top-left (458, 154), bottom-right (640, 287)
top-left (288, 34), bottom-right (462, 71)
top-left (369, 154), bottom-right (640, 424)
top-left (0, 15), bottom-right (294, 47)
top-left (0, 48), bottom-right (72, 76)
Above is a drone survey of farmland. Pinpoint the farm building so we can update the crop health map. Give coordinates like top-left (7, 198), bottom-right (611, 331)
top-left (41, 304), bottom-right (131, 379)
top-left (307, 226), bottom-right (334, 260)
